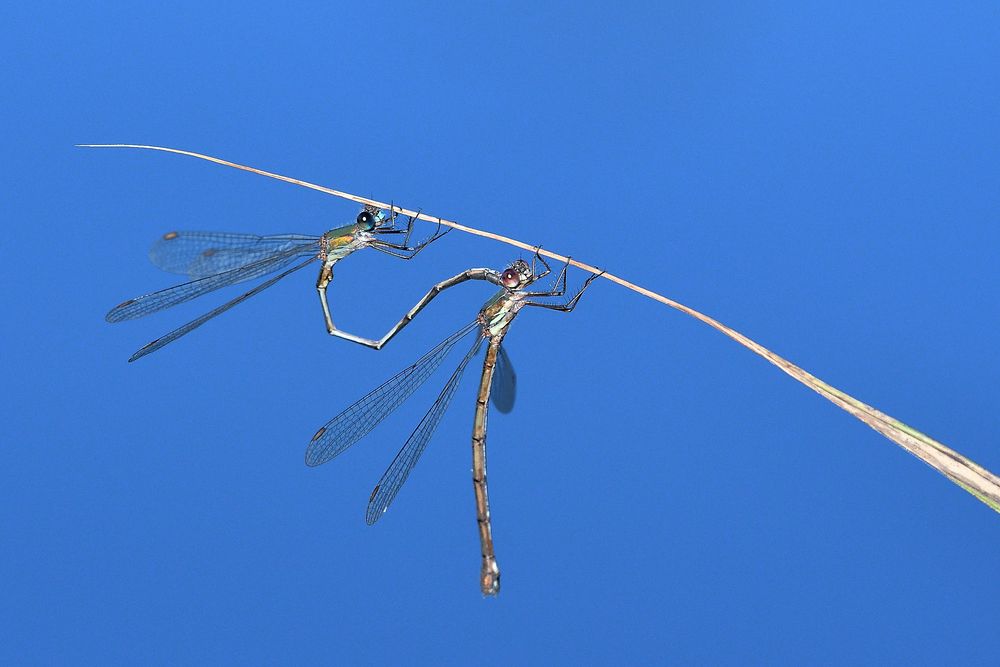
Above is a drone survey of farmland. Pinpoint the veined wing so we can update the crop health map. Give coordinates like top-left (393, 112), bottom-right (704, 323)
top-left (305, 321), bottom-right (480, 468)
top-left (149, 231), bottom-right (319, 278)
top-left (128, 255), bottom-right (316, 362)
top-left (107, 242), bottom-right (316, 323)
top-left (491, 343), bottom-right (516, 413)
top-left (366, 333), bottom-right (484, 525)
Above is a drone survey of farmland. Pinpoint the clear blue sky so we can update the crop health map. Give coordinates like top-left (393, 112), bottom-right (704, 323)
top-left (3, 3), bottom-right (999, 664)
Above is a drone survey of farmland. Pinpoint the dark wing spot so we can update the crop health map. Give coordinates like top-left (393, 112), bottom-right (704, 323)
top-left (311, 426), bottom-right (326, 442)
top-left (114, 298), bottom-right (136, 309)
top-left (162, 231), bottom-right (179, 240)
top-left (368, 484), bottom-right (381, 504)
top-left (201, 248), bottom-right (217, 257)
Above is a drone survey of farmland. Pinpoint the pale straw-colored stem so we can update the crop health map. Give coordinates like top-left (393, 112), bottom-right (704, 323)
top-left (77, 143), bottom-right (1000, 513)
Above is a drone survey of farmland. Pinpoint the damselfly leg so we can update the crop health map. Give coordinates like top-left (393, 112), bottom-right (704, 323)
top-left (370, 214), bottom-right (450, 258)
top-left (523, 256), bottom-right (572, 298)
top-left (528, 246), bottom-right (552, 282)
top-left (524, 268), bottom-right (605, 311)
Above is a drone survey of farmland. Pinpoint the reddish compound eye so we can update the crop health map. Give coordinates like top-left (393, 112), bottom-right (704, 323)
top-left (501, 269), bottom-right (520, 288)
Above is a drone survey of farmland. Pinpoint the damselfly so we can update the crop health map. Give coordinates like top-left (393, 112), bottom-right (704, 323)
top-left (107, 205), bottom-right (449, 361)
top-left (305, 252), bottom-right (602, 596)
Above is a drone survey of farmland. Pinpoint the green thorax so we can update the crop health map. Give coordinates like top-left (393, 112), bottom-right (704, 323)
top-left (479, 289), bottom-right (519, 338)
top-left (321, 222), bottom-right (364, 262)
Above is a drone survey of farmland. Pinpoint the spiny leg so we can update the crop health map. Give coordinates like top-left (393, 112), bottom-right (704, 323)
top-left (372, 214), bottom-right (449, 256)
top-left (399, 206), bottom-right (415, 247)
top-left (384, 202), bottom-right (400, 232)
top-left (529, 246), bottom-right (552, 282)
top-left (522, 256), bottom-right (570, 298)
top-left (550, 257), bottom-right (570, 294)
top-left (524, 269), bottom-right (605, 312)
top-left (370, 244), bottom-right (422, 260)
top-left (382, 202), bottom-right (413, 246)
top-left (377, 205), bottom-right (417, 249)
top-left (371, 207), bottom-right (417, 250)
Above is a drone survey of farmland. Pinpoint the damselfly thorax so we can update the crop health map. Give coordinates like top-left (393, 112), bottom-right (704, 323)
top-left (317, 213), bottom-right (378, 265)
top-left (477, 291), bottom-right (523, 340)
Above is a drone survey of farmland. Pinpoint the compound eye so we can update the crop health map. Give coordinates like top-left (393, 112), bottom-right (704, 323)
top-left (501, 268), bottom-right (520, 288)
top-left (356, 211), bottom-right (375, 230)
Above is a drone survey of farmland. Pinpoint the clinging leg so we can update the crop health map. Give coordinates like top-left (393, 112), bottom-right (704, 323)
top-left (522, 256), bottom-right (570, 298)
top-left (524, 269), bottom-right (605, 312)
top-left (529, 246), bottom-right (552, 282)
top-left (370, 212), bottom-right (450, 257)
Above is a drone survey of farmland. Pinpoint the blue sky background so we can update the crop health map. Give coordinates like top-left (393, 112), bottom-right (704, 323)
top-left (3, 2), bottom-right (999, 664)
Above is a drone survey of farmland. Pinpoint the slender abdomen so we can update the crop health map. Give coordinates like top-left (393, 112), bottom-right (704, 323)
top-left (472, 338), bottom-right (502, 596)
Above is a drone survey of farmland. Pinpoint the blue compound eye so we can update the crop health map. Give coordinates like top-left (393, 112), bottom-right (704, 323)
top-left (356, 211), bottom-right (376, 231)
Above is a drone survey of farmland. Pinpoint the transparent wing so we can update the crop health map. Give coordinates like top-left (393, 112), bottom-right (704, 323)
top-left (491, 343), bottom-right (516, 413)
top-left (107, 242), bottom-right (317, 323)
top-left (366, 333), bottom-right (485, 525)
top-left (149, 231), bottom-right (318, 278)
top-left (128, 255), bottom-right (317, 362)
top-left (305, 321), bottom-right (480, 467)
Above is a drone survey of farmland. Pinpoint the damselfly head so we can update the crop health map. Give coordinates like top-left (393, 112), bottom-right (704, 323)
top-left (501, 259), bottom-right (532, 289)
top-left (356, 208), bottom-right (383, 232)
